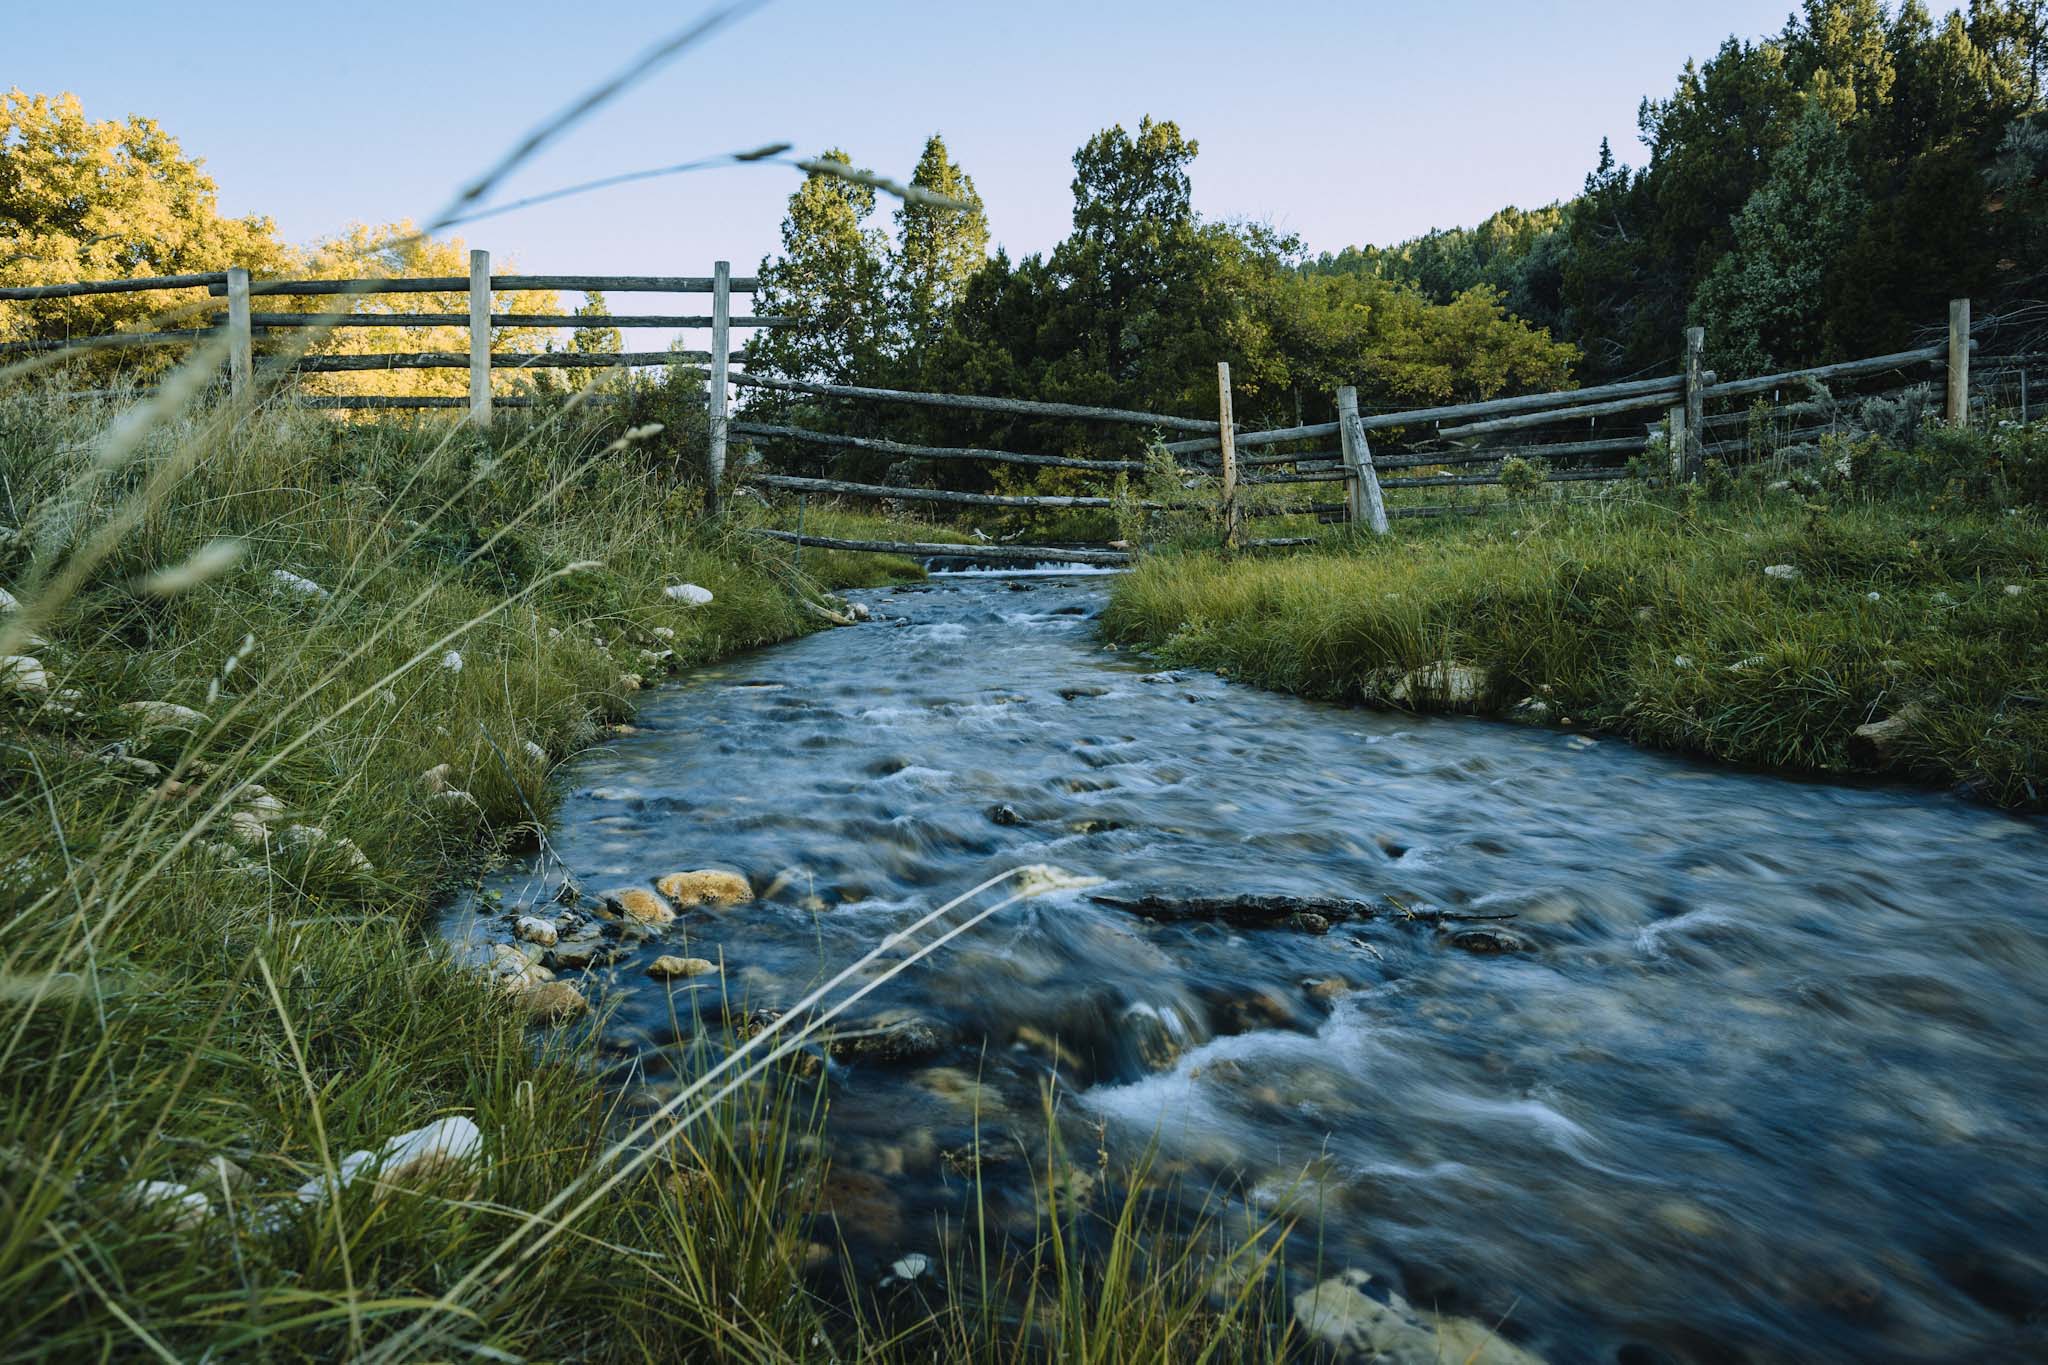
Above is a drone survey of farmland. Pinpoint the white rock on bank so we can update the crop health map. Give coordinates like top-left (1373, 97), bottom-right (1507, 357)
top-left (126, 1179), bottom-right (212, 1230)
top-left (514, 915), bottom-right (559, 946)
top-left (0, 656), bottom-right (49, 697)
top-left (520, 739), bottom-right (547, 764)
top-left (440, 650), bottom-right (464, 673)
top-left (1387, 661), bottom-right (1483, 708)
top-left (269, 569), bottom-right (331, 601)
top-left (0, 587), bottom-right (18, 611)
top-left (664, 583), bottom-right (713, 606)
top-left (280, 824), bottom-right (374, 874)
top-left (295, 1115), bottom-right (484, 1207)
top-left (121, 700), bottom-right (209, 730)
top-left (1763, 563), bottom-right (1800, 581)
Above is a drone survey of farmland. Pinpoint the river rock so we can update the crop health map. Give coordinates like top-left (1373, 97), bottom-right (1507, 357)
top-left (1388, 661), bottom-right (1485, 709)
top-left (1763, 563), bottom-right (1801, 581)
top-left (1293, 1270), bottom-right (1546, 1364)
top-left (1509, 696), bottom-right (1554, 724)
top-left (1446, 927), bottom-right (1530, 954)
top-left (515, 979), bottom-right (589, 1021)
top-left (1848, 701), bottom-right (1926, 765)
top-left (1092, 892), bottom-right (1375, 929)
top-left (665, 582), bottom-right (714, 606)
top-left (656, 869), bottom-right (753, 907)
top-left (648, 954), bottom-right (717, 980)
top-left (514, 915), bottom-right (558, 946)
top-left (986, 803), bottom-right (1025, 826)
top-left (829, 1016), bottom-right (949, 1066)
top-left (545, 928), bottom-right (615, 970)
top-left (605, 887), bottom-right (676, 925)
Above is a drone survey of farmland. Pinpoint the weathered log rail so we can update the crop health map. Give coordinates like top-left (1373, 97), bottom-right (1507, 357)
top-left (0, 259), bottom-right (760, 452)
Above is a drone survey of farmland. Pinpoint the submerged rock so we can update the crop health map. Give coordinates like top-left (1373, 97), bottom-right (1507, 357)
top-left (647, 954), bottom-right (717, 980)
top-left (985, 803), bottom-right (1025, 826)
top-left (1092, 892), bottom-right (1376, 929)
top-left (829, 1016), bottom-right (949, 1066)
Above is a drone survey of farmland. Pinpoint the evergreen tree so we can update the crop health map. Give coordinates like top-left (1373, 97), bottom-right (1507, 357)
top-left (891, 134), bottom-right (988, 361)
top-left (569, 289), bottom-right (622, 391)
top-left (1691, 107), bottom-right (1871, 373)
top-left (749, 150), bottom-right (889, 390)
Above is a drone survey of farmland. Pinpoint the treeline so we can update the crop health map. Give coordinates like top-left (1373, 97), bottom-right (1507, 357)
top-left (0, 89), bottom-right (626, 399)
top-left (743, 122), bottom-right (1580, 488)
top-left (1317, 0), bottom-right (2048, 380)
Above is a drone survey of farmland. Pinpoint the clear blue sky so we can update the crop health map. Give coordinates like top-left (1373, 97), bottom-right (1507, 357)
top-left (14, 0), bottom-right (1842, 278)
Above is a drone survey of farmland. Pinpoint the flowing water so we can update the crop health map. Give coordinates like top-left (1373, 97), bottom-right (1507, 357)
top-left (443, 571), bottom-right (2048, 1362)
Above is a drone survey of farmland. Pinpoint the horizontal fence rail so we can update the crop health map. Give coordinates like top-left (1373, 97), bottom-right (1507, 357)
top-left (202, 274), bottom-right (760, 297)
top-left (233, 312), bottom-right (790, 329)
top-left (753, 531), bottom-right (1131, 566)
top-left (730, 420), bottom-right (1146, 473)
top-left (729, 371), bottom-right (1221, 433)
top-left (283, 350), bottom-right (715, 373)
top-left (744, 473), bottom-right (1158, 510)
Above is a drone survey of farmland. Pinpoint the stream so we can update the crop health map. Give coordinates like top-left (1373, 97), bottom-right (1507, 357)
top-left (442, 570), bottom-right (2048, 1363)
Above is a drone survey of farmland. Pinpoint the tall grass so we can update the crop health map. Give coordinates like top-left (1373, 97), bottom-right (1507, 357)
top-left (1104, 428), bottom-right (2048, 807)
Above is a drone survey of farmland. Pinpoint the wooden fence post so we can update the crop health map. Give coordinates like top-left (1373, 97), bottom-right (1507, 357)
top-left (708, 259), bottom-right (732, 512)
top-left (1216, 361), bottom-right (1237, 550)
top-left (1665, 403), bottom-right (1686, 479)
top-left (1683, 326), bottom-right (1705, 480)
top-left (1336, 384), bottom-right (1389, 534)
top-left (225, 266), bottom-right (252, 397)
top-left (468, 249), bottom-right (492, 428)
top-left (1947, 297), bottom-right (1970, 428)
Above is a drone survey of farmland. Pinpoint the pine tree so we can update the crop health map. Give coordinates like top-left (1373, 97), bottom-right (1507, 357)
top-left (891, 134), bottom-right (988, 359)
top-left (749, 150), bottom-right (889, 390)
top-left (569, 290), bottom-right (622, 392)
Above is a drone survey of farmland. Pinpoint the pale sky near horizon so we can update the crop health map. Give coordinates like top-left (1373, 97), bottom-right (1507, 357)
top-left (13, 1), bottom-right (1938, 282)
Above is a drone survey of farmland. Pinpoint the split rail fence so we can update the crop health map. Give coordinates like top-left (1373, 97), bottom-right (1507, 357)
top-left (725, 299), bottom-right (2010, 566)
top-left (0, 254), bottom-right (781, 500)
top-left (3, 266), bottom-right (2031, 565)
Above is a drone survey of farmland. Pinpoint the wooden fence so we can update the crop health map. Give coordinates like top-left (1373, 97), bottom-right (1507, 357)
top-left (717, 298), bottom-right (2015, 565)
top-left (0, 255), bottom-right (785, 502)
top-left (4, 266), bottom-right (2029, 563)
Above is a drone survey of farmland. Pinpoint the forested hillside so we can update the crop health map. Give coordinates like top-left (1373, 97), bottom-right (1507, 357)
top-left (1315, 0), bottom-right (2048, 380)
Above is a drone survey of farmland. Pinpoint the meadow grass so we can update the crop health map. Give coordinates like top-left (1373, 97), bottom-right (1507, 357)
top-left (1103, 427), bottom-right (2048, 808)
top-left (0, 388), bottom-right (1298, 1362)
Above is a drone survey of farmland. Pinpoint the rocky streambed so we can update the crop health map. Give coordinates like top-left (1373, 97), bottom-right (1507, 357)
top-left (443, 569), bottom-right (2048, 1363)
